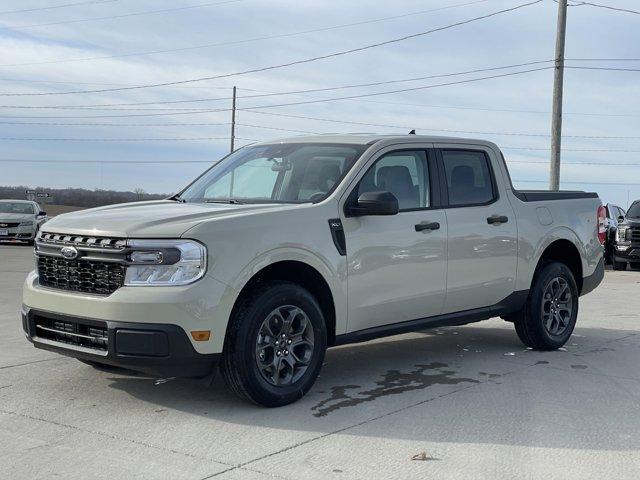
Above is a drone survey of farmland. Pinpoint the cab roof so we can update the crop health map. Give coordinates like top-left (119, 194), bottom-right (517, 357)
top-left (249, 134), bottom-right (500, 150)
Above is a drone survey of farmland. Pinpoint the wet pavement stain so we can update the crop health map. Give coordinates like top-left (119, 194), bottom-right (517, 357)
top-left (586, 347), bottom-right (615, 354)
top-left (535, 361), bottom-right (549, 365)
top-left (311, 362), bottom-right (480, 417)
top-left (571, 364), bottom-right (588, 370)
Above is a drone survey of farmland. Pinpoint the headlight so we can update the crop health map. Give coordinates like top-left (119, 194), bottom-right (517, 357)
top-left (124, 239), bottom-right (206, 286)
top-left (616, 227), bottom-right (628, 242)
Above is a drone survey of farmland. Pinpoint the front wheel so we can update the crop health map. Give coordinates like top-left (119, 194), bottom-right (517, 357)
top-left (514, 262), bottom-right (579, 350)
top-left (221, 281), bottom-right (327, 407)
top-left (630, 263), bottom-right (640, 271)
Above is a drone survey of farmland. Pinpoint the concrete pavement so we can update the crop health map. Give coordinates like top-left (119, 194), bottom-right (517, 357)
top-left (1, 244), bottom-right (639, 479)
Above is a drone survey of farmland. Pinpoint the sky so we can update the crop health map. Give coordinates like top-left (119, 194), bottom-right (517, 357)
top-left (0, 0), bottom-right (639, 208)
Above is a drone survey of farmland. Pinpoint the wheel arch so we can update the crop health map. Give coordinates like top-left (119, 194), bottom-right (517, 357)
top-left (226, 256), bottom-right (341, 347)
top-left (533, 238), bottom-right (584, 294)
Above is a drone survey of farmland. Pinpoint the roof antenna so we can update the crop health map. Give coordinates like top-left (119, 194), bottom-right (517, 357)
top-left (408, 129), bottom-right (416, 135)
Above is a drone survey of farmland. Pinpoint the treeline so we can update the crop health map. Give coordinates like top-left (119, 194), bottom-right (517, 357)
top-left (0, 185), bottom-right (169, 208)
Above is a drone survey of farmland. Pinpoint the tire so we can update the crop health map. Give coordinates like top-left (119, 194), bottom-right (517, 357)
top-left (514, 261), bottom-right (579, 350)
top-left (221, 281), bottom-right (327, 407)
top-left (612, 260), bottom-right (627, 271)
top-left (630, 263), bottom-right (640, 271)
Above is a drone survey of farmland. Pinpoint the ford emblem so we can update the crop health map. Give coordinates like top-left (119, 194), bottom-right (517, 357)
top-left (60, 246), bottom-right (79, 260)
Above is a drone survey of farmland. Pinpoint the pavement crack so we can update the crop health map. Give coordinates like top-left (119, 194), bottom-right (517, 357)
top-left (0, 358), bottom-right (59, 370)
top-left (0, 408), bottom-right (235, 468)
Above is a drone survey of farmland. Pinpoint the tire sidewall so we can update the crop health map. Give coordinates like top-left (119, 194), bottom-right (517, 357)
top-left (232, 282), bottom-right (327, 406)
top-left (529, 262), bottom-right (579, 348)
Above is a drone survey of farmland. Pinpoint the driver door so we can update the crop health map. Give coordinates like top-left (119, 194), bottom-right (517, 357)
top-left (340, 146), bottom-right (448, 333)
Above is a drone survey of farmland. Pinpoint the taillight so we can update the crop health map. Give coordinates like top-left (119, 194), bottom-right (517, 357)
top-left (597, 205), bottom-right (606, 245)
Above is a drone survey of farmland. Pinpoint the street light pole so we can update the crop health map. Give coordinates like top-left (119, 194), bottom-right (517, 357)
top-left (549, 0), bottom-right (568, 190)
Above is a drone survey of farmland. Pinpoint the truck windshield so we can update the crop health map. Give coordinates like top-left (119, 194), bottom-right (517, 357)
top-left (628, 202), bottom-right (640, 218)
top-left (180, 143), bottom-right (366, 204)
top-left (0, 202), bottom-right (34, 214)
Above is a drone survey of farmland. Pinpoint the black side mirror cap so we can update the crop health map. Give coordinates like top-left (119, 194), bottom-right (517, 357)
top-left (618, 216), bottom-right (625, 223)
top-left (347, 190), bottom-right (399, 216)
top-left (37, 211), bottom-right (47, 216)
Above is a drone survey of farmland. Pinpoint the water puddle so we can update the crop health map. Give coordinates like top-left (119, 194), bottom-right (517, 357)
top-left (311, 362), bottom-right (480, 417)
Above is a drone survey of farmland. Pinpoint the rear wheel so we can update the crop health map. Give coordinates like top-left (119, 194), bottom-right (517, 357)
top-left (612, 260), bottom-right (627, 271)
top-left (221, 281), bottom-right (327, 407)
top-left (514, 262), bottom-right (579, 350)
top-left (630, 263), bottom-right (640, 271)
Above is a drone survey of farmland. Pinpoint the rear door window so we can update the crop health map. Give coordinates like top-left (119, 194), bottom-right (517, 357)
top-left (441, 150), bottom-right (495, 206)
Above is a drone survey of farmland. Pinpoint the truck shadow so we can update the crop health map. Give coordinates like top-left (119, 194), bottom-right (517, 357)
top-left (104, 323), bottom-right (640, 451)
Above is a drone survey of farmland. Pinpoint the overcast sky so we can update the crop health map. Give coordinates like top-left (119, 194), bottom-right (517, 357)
top-left (0, 0), bottom-right (639, 208)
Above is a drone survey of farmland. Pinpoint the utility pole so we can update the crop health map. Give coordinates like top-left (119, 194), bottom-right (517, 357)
top-left (230, 86), bottom-right (237, 153)
top-left (549, 0), bottom-right (567, 190)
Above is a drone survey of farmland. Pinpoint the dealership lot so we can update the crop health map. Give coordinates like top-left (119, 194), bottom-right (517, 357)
top-left (1, 244), bottom-right (639, 480)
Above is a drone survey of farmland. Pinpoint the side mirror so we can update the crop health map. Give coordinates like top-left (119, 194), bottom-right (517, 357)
top-left (37, 211), bottom-right (47, 216)
top-left (348, 191), bottom-right (399, 216)
top-left (618, 215), bottom-right (625, 224)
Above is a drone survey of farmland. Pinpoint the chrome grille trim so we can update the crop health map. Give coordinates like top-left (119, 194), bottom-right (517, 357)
top-left (38, 231), bottom-right (127, 250)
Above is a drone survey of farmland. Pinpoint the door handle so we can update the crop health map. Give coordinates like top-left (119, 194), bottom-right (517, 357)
top-left (415, 222), bottom-right (440, 232)
top-left (487, 215), bottom-right (509, 225)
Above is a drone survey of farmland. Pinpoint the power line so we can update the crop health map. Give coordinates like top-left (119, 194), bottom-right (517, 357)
top-left (567, 66), bottom-right (640, 73)
top-left (0, 0), bottom-right (494, 66)
top-left (0, 158), bottom-right (637, 168)
top-left (0, 60), bottom-right (554, 109)
top-left (504, 147), bottom-right (640, 153)
top-left (572, 1), bottom-right (640, 16)
top-left (0, 67), bottom-right (551, 119)
top-left (514, 179), bottom-right (640, 186)
top-left (0, 67), bottom-right (553, 120)
top-left (0, 60), bottom-right (555, 109)
top-left (2, 115), bottom-right (640, 141)
top-left (0, 0), bottom-right (117, 15)
top-left (0, 120), bottom-right (232, 127)
top-left (508, 160), bottom-right (640, 166)
top-left (0, 0), bottom-right (543, 96)
top-left (0, 136), bottom-right (257, 142)
top-left (1, 0), bottom-right (245, 30)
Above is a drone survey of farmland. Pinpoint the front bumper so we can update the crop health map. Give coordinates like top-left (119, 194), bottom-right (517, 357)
top-left (614, 243), bottom-right (640, 262)
top-left (22, 306), bottom-right (220, 377)
top-left (0, 224), bottom-right (36, 241)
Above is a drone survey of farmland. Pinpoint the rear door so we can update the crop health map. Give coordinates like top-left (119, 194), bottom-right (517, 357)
top-left (435, 145), bottom-right (518, 313)
top-left (341, 145), bottom-right (448, 332)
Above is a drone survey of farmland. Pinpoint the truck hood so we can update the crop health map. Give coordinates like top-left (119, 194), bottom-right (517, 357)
top-left (41, 200), bottom-right (288, 238)
top-left (0, 213), bottom-right (34, 222)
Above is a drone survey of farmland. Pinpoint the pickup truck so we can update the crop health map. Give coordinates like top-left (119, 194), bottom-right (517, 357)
top-left (21, 135), bottom-right (605, 407)
top-left (612, 199), bottom-right (640, 270)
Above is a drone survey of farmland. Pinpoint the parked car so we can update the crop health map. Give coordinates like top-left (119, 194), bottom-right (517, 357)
top-left (604, 203), bottom-right (626, 264)
top-left (0, 200), bottom-right (47, 245)
top-left (21, 135), bottom-right (605, 406)
top-left (612, 200), bottom-right (640, 271)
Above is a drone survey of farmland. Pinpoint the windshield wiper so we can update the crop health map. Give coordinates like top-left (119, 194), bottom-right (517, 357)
top-left (204, 199), bottom-right (244, 205)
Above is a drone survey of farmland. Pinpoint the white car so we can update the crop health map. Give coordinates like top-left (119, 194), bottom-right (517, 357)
top-left (22, 135), bottom-right (605, 406)
top-left (0, 200), bottom-right (47, 244)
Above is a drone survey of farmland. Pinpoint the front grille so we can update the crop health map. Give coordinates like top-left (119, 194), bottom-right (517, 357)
top-left (631, 228), bottom-right (640, 242)
top-left (34, 315), bottom-right (108, 352)
top-left (38, 255), bottom-right (125, 295)
top-left (0, 222), bottom-right (20, 228)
